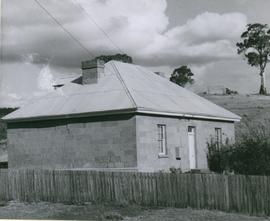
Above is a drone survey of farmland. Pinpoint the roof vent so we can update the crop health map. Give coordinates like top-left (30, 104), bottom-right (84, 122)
top-left (81, 59), bottom-right (105, 85)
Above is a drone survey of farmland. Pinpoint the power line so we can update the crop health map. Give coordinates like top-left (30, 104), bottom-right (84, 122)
top-left (34, 0), bottom-right (95, 58)
top-left (33, 0), bottom-right (121, 77)
top-left (72, 0), bottom-right (126, 55)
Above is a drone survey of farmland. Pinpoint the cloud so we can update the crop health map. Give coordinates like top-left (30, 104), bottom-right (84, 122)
top-left (2, 1), bottom-right (247, 68)
top-left (169, 12), bottom-right (247, 45)
top-left (1, 0), bottom-right (250, 107)
top-left (2, 0), bottom-right (169, 67)
top-left (140, 12), bottom-right (247, 66)
top-left (0, 61), bottom-right (74, 107)
top-left (37, 65), bottom-right (55, 91)
top-left (21, 53), bottom-right (51, 65)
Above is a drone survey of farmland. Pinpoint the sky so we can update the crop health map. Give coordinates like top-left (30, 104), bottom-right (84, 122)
top-left (1, 0), bottom-right (270, 107)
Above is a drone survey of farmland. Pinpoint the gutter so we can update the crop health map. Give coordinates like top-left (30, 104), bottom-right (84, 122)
top-left (3, 107), bottom-right (240, 123)
top-left (3, 108), bottom-right (137, 123)
top-left (135, 109), bottom-right (241, 122)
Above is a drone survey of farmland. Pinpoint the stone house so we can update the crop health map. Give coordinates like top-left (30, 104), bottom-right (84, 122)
top-left (3, 60), bottom-right (240, 172)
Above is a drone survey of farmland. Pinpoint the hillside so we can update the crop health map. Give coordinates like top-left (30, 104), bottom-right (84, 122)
top-left (201, 94), bottom-right (270, 135)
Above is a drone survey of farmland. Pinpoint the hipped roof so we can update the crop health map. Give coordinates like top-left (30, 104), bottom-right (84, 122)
top-left (3, 61), bottom-right (240, 122)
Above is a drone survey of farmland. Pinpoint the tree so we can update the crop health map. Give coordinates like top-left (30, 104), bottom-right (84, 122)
top-left (0, 108), bottom-right (17, 140)
top-left (236, 23), bottom-right (270, 95)
top-left (94, 54), bottom-right (133, 64)
top-left (170, 65), bottom-right (194, 87)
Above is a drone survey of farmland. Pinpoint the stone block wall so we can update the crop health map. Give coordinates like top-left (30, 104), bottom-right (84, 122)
top-left (135, 115), bottom-right (235, 172)
top-left (7, 115), bottom-right (137, 169)
top-left (7, 113), bottom-right (235, 172)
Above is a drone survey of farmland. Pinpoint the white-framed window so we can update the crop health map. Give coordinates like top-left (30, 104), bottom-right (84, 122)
top-left (188, 126), bottom-right (195, 133)
top-left (215, 128), bottom-right (222, 148)
top-left (157, 124), bottom-right (167, 155)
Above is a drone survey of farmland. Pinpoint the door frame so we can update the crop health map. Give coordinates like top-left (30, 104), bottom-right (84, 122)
top-left (188, 126), bottom-right (197, 170)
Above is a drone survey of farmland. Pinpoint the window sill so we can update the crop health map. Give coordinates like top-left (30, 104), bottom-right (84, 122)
top-left (158, 154), bottom-right (169, 158)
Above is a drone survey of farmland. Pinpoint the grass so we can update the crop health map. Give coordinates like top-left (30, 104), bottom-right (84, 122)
top-left (202, 94), bottom-right (270, 120)
top-left (201, 94), bottom-right (270, 137)
top-left (0, 201), bottom-right (268, 220)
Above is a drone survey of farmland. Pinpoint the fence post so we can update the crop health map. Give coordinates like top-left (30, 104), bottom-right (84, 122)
top-left (224, 175), bottom-right (230, 212)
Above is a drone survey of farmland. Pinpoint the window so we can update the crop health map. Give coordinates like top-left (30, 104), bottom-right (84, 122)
top-left (215, 128), bottom-right (222, 148)
top-left (188, 126), bottom-right (195, 133)
top-left (157, 124), bottom-right (167, 155)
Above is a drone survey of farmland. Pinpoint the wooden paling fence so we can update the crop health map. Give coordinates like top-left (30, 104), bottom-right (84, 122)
top-left (0, 169), bottom-right (269, 216)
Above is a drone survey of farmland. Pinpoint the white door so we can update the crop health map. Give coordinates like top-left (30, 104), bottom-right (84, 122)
top-left (188, 127), bottom-right (196, 170)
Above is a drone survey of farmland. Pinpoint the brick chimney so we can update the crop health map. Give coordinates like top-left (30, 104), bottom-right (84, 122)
top-left (81, 59), bottom-right (105, 84)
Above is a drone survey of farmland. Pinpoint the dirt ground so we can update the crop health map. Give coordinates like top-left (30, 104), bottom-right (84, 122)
top-left (0, 201), bottom-right (268, 221)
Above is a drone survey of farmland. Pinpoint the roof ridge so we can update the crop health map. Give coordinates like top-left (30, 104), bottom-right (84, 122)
top-left (110, 61), bottom-right (137, 109)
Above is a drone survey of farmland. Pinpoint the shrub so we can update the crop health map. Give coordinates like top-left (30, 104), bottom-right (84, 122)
top-left (207, 121), bottom-right (270, 175)
top-left (230, 121), bottom-right (270, 175)
top-left (169, 167), bottom-right (182, 174)
top-left (206, 138), bottom-right (233, 174)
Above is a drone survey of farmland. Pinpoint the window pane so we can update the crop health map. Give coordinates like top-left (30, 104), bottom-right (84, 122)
top-left (215, 128), bottom-right (222, 148)
top-left (158, 124), bottom-right (167, 155)
top-left (188, 126), bottom-right (196, 133)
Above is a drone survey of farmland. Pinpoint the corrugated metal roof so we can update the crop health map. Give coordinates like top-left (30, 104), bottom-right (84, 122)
top-left (3, 61), bottom-right (240, 122)
top-left (53, 75), bottom-right (79, 86)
